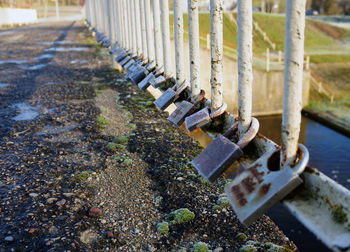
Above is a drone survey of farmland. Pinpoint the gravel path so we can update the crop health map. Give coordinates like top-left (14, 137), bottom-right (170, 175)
top-left (0, 21), bottom-right (297, 251)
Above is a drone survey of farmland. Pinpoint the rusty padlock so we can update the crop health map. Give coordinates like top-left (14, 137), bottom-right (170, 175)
top-left (225, 143), bottom-right (309, 226)
top-left (167, 90), bottom-right (206, 127)
top-left (153, 80), bottom-right (189, 111)
top-left (191, 118), bottom-right (259, 183)
top-left (185, 102), bottom-right (227, 132)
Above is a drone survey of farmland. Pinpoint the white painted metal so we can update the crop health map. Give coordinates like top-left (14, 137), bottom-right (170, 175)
top-left (55, 0), bottom-right (59, 20)
top-left (131, 0), bottom-right (138, 54)
top-left (127, 0), bottom-right (134, 52)
top-left (152, 0), bottom-right (163, 68)
top-left (160, 0), bottom-right (172, 77)
top-left (210, 0), bottom-right (223, 111)
top-left (188, 0), bottom-right (201, 100)
top-left (237, 0), bottom-right (253, 135)
top-left (139, 0), bottom-right (148, 59)
top-left (121, 0), bottom-right (128, 49)
top-left (144, 0), bottom-right (155, 61)
top-left (281, 0), bottom-right (306, 169)
top-left (173, 0), bottom-right (185, 85)
top-left (134, 0), bottom-right (142, 55)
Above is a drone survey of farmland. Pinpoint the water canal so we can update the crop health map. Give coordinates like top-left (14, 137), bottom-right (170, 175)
top-left (259, 115), bottom-right (349, 252)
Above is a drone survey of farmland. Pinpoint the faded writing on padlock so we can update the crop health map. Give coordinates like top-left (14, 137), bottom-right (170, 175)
top-left (224, 144), bottom-right (309, 226)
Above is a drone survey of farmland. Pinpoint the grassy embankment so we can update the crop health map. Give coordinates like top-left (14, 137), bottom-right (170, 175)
top-left (171, 12), bottom-right (350, 131)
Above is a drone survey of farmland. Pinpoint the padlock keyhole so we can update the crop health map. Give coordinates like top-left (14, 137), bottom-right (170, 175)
top-left (267, 150), bottom-right (280, 171)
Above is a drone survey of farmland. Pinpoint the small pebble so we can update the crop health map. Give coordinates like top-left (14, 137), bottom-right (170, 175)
top-left (5, 236), bottom-right (14, 242)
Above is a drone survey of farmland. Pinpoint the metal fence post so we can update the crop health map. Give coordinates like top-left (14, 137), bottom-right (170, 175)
top-left (237, 0), bottom-right (253, 134)
top-left (281, 0), bottom-right (306, 169)
top-left (160, 0), bottom-right (172, 77)
top-left (139, 0), bottom-right (148, 59)
top-left (188, 0), bottom-right (201, 100)
top-left (152, 0), bottom-right (163, 68)
top-left (134, 0), bottom-right (142, 56)
top-left (210, 0), bottom-right (224, 111)
top-left (144, 0), bottom-right (155, 62)
top-left (266, 48), bottom-right (270, 72)
top-left (173, 0), bottom-right (185, 85)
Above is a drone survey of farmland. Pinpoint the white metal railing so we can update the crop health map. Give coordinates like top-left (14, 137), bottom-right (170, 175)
top-left (84, 1), bottom-right (350, 251)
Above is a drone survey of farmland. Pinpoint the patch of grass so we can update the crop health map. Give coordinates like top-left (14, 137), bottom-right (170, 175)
top-left (123, 113), bottom-right (133, 120)
top-left (310, 54), bottom-right (350, 64)
top-left (192, 242), bottom-right (209, 252)
top-left (95, 89), bottom-right (102, 95)
top-left (79, 81), bottom-right (90, 85)
top-left (84, 38), bottom-right (97, 45)
top-left (99, 106), bottom-right (108, 114)
top-left (96, 116), bottom-right (109, 125)
top-left (157, 222), bottom-right (169, 235)
top-left (74, 171), bottom-right (95, 181)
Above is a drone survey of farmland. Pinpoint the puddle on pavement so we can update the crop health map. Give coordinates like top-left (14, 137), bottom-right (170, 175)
top-left (0, 83), bottom-right (11, 88)
top-left (37, 124), bottom-right (79, 136)
top-left (11, 102), bottom-right (41, 121)
top-left (37, 40), bottom-right (72, 46)
top-left (44, 47), bottom-right (89, 52)
top-left (70, 59), bottom-right (88, 64)
top-left (0, 59), bottom-right (29, 65)
top-left (33, 54), bottom-right (54, 61)
top-left (19, 64), bottom-right (47, 70)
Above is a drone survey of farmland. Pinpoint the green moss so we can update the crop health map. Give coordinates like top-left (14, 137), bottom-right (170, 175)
top-left (123, 158), bottom-right (133, 165)
top-left (119, 105), bottom-right (128, 110)
top-left (136, 105), bottom-right (146, 110)
top-left (236, 233), bottom-right (247, 242)
top-left (192, 242), bottom-right (209, 252)
top-left (96, 116), bottom-right (109, 125)
top-left (95, 89), bottom-right (102, 95)
top-left (107, 142), bottom-right (126, 151)
top-left (123, 113), bottom-right (133, 120)
top-left (79, 81), bottom-right (90, 85)
top-left (217, 196), bottom-right (231, 209)
top-left (169, 208), bottom-right (195, 224)
top-left (74, 171), bottom-right (93, 181)
top-left (331, 205), bottom-right (348, 224)
top-left (114, 135), bottom-right (129, 144)
top-left (239, 245), bottom-right (257, 252)
top-left (157, 221), bottom-right (169, 234)
top-left (128, 123), bottom-right (137, 129)
top-left (100, 106), bottom-right (108, 114)
top-left (212, 205), bottom-right (222, 211)
top-left (198, 176), bottom-right (211, 186)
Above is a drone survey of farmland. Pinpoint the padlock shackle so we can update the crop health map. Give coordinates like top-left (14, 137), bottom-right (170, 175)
top-left (193, 90), bottom-right (205, 107)
top-left (223, 121), bottom-right (239, 139)
top-left (209, 102), bottom-right (227, 119)
top-left (237, 117), bottom-right (259, 149)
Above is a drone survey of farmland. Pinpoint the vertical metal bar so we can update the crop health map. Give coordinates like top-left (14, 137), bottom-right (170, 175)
top-left (144, 0), bottom-right (155, 62)
top-left (160, 0), bottom-right (172, 77)
top-left (55, 0), bottom-right (59, 20)
top-left (110, 0), bottom-right (116, 44)
top-left (281, 0), bottom-right (306, 168)
top-left (237, 0), bottom-right (253, 134)
top-left (131, 0), bottom-right (138, 55)
top-left (128, 0), bottom-right (134, 53)
top-left (106, 0), bottom-right (112, 42)
top-left (210, 0), bottom-right (223, 111)
top-left (139, 0), bottom-right (148, 59)
top-left (134, 0), bottom-right (142, 55)
top-left (119, 0), bottom-right (126, 49)
top-left (152, 0), bottom-right (163, 68)
top-left (188, 0), bottom-right (201, 100)
top-left (173, 0), bottom-right (185, 84)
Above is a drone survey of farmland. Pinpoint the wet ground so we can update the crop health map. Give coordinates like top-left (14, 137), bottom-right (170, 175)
top-left (0, 21), bottom-right (296, 251)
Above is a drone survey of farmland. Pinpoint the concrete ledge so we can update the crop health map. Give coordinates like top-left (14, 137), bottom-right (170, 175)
top-left (0, 8), bottom-right (37, 26)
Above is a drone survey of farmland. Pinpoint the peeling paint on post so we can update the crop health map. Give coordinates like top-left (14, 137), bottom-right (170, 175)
top-left (152, 0), bottom-right (163, 68)
top-left (173, 0), bottom-right (185, 85)
top-left (188, 0), bottom-right (201, 100)
top-left (237, 0), bottom-right (253, 135)
top-left (160, 0), bottom-right (172, 77)
top-left (134, 0), bottom-right (142, 55)
top-left (144, 0), bottom-right (155, 62)
top-left (210, 0), bottom-right (223, 111)
top-left (281, 0), bottom-right (306, 169)
top-left (139, 0), bottom-right (148, 59)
